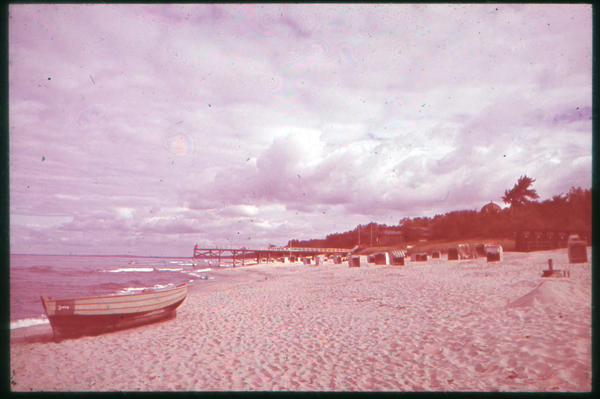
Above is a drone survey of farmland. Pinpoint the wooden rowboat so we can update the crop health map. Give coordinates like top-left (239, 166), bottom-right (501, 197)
top-left (41, 284), bottom-right (187, 340)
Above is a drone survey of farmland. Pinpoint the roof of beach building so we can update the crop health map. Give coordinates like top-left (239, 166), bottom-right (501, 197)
top-left (480, 201), bottom-right (503, 214)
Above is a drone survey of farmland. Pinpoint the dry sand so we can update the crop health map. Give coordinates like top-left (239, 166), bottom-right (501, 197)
top-left (10, 248), bottom-right (592, 392)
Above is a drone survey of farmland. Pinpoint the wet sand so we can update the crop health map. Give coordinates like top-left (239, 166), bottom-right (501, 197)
top-left (10, 248), bottom-right (592, 391)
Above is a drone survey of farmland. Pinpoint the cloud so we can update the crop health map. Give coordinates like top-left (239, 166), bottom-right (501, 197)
top-left (9, 4), bottom-right (592, 255)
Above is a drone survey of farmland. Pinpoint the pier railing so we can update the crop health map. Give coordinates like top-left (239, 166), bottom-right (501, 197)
top-left (192, 245), bottom-right (353, 267)
top-left (194, 245), bottom-right (352, 253)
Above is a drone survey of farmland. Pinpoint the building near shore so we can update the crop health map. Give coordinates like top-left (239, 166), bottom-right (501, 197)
top-left (481, 201), bottom-right (502, 214)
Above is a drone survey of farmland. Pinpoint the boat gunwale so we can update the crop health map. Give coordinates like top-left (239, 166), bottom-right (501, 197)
top-left (43, 293), bottom-right (187, 316)
top-left (41, 283), bottom-right (187, 303)
top-left (46, 290), bottom-right (187, 308)
top-left (43, 287), bottom-right (186, 307)
top-left (46, 296), bottom-right (187, 316)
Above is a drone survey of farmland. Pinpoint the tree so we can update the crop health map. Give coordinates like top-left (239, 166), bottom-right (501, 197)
top-left (566, 187), bottom-right (592, 229)
top-left (502, 175), bottom-right (540, 209)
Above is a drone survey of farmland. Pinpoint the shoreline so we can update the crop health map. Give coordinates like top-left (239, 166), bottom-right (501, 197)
top-left (11, 248), bottom-right (592, 391)
top-left (10, 264), bottom-right (274, 345)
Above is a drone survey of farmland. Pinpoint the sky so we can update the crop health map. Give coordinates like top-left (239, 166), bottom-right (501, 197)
top-left (9, 4), bottom-right (592, 257)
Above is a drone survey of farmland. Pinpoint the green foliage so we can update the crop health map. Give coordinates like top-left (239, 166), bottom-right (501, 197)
top-left (502, 175), bottom-right (540, 209)
top-left (287, 185), bottom-right (591, 250)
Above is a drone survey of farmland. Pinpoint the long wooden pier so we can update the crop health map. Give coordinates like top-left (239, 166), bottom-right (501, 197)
top-left (192, 245), bottom-right (353, 267)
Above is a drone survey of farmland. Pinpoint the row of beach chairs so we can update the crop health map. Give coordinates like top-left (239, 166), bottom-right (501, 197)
top-left (296, 236), bottom-right (587, 268)
top-left (350, 244), bottom-right (504, 267)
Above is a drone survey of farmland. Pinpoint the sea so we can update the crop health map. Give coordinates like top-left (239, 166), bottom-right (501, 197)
top-left (9, 254), bottom-right (222, 330)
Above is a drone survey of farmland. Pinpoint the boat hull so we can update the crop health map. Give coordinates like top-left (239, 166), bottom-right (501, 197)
top-left (41, 284), bottom-right (187, 340)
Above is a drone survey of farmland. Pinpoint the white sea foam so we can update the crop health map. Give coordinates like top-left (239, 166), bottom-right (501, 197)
top-left (189, 273), bottom-right (210, 278)
top-left (10, 316), bottom-right (49, 330)
top-left (153, 283), bottom-right (174, 290)
top-left (119, 283), bottom-right (175, 295)
top-left (157, 268), bottom-right (184, 272)
top-left (170, 260), bottom-right (194, 266)
top-left (104, 268), bottom-right (154, 273)
top-left (194, 268), bottom-right (211, 272)
top-left (119, 287), bottom-right (146, 294)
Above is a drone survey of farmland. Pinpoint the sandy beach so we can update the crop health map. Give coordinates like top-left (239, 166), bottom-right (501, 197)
top-left (10, 248), bottom-right (591, 392)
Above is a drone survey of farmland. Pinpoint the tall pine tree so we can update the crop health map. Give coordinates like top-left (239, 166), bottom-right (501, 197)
top-left (502, 175), bottom-right (540, 209)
